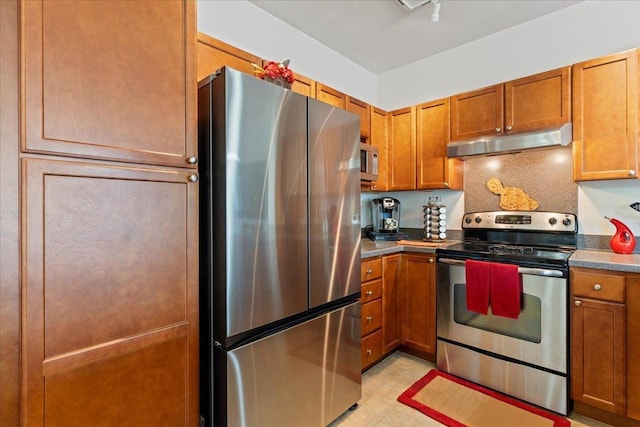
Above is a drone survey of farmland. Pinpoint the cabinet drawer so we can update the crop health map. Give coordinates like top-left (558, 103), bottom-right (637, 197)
top-left (361, 279), bottom-right (382, 303)
top-left (361, 300), bottom-right (382, 336)
top-left (361, 329), bottom-right (382, 369)
top-left (572, 270), bottom-right (626, 303)
top-left (361, 257), bottom-right (382, 282)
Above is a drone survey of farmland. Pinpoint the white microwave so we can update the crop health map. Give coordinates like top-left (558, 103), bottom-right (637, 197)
top-left (360, 143), bottom-right (379, 181)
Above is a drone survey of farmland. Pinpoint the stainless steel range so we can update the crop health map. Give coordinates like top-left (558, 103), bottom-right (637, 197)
top-left (436, 211), bottom-right (577, 415)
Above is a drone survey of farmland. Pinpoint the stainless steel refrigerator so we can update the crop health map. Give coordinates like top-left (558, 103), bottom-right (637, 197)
top-left (198, 67), bottom-right (362, 427)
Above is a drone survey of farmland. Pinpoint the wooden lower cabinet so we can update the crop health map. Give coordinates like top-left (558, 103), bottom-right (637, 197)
top-left (22, 158), bottom-right (199, 425)
top-left (382, 254), bottom-right (401, 353)
top-left (361, 257), bottom-right (383, 369)
top-left (401, 253), bottom-right (436, 355)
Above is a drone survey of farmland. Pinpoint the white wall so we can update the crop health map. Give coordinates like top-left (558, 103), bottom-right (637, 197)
top-left (378, 0), bottom-right (640, 110)
top-left (197, 0), bottom-right (377, 104)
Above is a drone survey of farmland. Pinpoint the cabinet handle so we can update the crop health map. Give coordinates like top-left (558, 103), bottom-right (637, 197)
top-left (593, 283), bottom-right (602, 291)
top-left (366, 290), bottom-right (373, 296)
top-left (187, 156), bottom-right (198, 165)
top-left (495, 127), bottom-right (501, 133)
top-left (429, 258), bottom-right (434, 264)
top-left (574, 300), bottom-right (582, 307)
top-left (629, 170), bottom-right (636, 176)
top-left (366, 269), bottom-right (373, 274)
top-left (366, 316), bottom-right (373, 321)
top-left (188, 175), bottom-right (198, 182)
top-left (505, 125), bottom-right (512, 131)
top-left (366, 349), bottom-right (372, 355)
top-left (444, 182), bottom-right (449, 187)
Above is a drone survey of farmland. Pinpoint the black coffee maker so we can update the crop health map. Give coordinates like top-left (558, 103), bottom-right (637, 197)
top-left (368, 197), bottom-right (408, 241)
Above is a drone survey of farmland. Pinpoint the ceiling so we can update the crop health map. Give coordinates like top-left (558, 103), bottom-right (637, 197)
top-left (249, 0), bottom-right (582, 74)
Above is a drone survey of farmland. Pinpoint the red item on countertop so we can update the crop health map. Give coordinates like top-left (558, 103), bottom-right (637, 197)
top-left (465, 260), bottom-right (490, 315)
top-left (489, 262), bottom-right (522, 319)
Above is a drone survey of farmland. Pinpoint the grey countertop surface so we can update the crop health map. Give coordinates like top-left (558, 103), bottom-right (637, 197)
top-left (362, 241), bottom-right (640, 273)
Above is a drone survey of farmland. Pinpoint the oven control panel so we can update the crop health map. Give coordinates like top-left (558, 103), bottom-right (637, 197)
top-left (463, 211), bottom-right (577, 232)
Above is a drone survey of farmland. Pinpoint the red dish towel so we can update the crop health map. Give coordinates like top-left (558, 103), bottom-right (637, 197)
top-left (465, 260), bottom-right (490, 315)
top-left (490, 263), bottom-right (522, 319)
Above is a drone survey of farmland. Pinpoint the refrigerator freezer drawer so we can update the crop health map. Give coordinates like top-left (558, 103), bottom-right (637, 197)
top-left (216, 302), bottom-right (361, 427)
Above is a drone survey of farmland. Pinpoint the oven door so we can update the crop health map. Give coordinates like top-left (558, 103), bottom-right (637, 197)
top-left (436, 257), bottom-right (567, 374)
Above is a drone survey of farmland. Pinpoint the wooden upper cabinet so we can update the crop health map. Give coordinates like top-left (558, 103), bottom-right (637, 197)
top-left (316, 83), bottom-right (346, 109)
top-left (572, 49), bottom-right (639, 181)
top-left (21, 158), bottom-right (199, 426)
top-left (505, 67), bottom-right (571, 134)
top-left (388, 106), bottom-right (416, 190)
top-left (346, 96), bottom-right (371, 140)
top-left (416, 98), bottom-right (462, 190)
top-left (450, 84), bottom-right (504, 141)
top-left (451, 66), bottom-right (571, 142)
top-left (370, 107), bottom-right (389, 192)
top-left (197, 32), bottom-right (261, 81)
top-left (22, 1), bottom-right (197, 168)
top-left (291, 73), bottom-right (317, 98)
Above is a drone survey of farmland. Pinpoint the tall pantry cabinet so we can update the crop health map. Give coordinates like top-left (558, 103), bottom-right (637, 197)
top-left (2, 1), bottom-right (199, 425)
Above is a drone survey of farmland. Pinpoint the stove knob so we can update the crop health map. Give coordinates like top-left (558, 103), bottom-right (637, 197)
top-left (465, 217), bottom-right (472, 224)
top-left (548, 217), bottom-right (557, 225)
top-left (562, 218), bottom-right (572, 226)
top-left (474, 216), bottom-right (482, 224)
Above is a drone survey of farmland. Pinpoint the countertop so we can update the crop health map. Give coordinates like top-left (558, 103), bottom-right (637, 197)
top-left (362, 241), bottom-right (640, 273)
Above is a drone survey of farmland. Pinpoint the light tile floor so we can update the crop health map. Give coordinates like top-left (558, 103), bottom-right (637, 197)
top-left (329, 351), bottom-right (613, 427)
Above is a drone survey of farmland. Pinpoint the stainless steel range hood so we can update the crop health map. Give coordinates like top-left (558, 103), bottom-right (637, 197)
top-left (447, 123), bottom-right (572, 158)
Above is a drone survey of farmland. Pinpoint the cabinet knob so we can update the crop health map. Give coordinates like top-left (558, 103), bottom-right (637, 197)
top-left (505, 125), bottom-right (512, 131)
top-left (443, 182), bottom-right (449, 188)
top-left (366, 349), bottom-right (372, 355)
top-left (629, 170), bottom-right (636, 176)
top-left (188, 175), bottom-right (198, 182)
top-left (574, 300), bottom-right (582, 307)
top-left (593, 283), bottom-right (602, 291)
top-left (429, 258), bottom-right (434, 263)
top-left (495, 127), bottom-right (501, 133)
top-left (366, 269), bottom-right (373, 274)
top-left (366, 290), bottom-right (373, 296)
top-left (187, 156), bottom-right (198, 165)
top-left (366, 316), bottom-right (373, 321)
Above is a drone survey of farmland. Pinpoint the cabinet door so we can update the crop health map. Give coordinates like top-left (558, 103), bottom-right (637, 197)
top-left (197, 32), bottom-right (261, 81)
top-left (627, 274), bottom-right (640, 420)
top-left (382, 254), bottom-right (401, 354)
top-left (450, 84), bottom-right (504, 141)
top-left (370, 107), bottom-right (389, 192)
top-left (22, 158), bottom-right (199, 426)
top-left (401, 254), bottom-right (436, 355)
top-left (291, 73), bottom-right (317, 98)
top-left (346, 96), bottom-right (371, 140)
top-left (416, 98), bottom-right (463, 190)
top-left (505, 66), bottom-right (571, 134)
top-left (573, 49), bottom-right (638, 181)
top-left (388, 106), bottom-right (416, 191)
top-left (22, 1), bottom-right (197, 168)
top-left (316, 83), bottom-right (346, 109)
top-left (571, 296), bottom-right (626, 415)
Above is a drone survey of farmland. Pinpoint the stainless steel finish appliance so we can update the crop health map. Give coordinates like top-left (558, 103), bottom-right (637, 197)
top-left (360, 142), bottom-right (379, 181)
top-left (436, 211), bottom-right (577, 415)
top-left (198, 67), bottom-right (361, 427)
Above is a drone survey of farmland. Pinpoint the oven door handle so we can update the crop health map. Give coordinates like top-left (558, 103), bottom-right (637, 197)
top-left (437, 258), bottom-right (564, 278)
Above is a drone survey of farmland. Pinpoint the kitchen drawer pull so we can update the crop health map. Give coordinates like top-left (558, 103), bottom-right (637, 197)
top-left (366, 268), bottom-right (373, 274)
top-left (366, 290), bottom-right (373, 296)
top-left (366, 316), bottom-right (373, 321)
top-left (438, 258), bottom-right (564, 277)
top-left (575, 300), bottom-right (582, 307)
top-left (495, 127), bottom-right (501, 133)
top-left (366, 349), bottom-right (372, 355)
top-left (593, 283), bottom-right (602, 291)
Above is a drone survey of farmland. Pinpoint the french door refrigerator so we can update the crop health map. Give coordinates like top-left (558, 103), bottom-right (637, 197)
top-left (198, 67), bottom-right (362, 427)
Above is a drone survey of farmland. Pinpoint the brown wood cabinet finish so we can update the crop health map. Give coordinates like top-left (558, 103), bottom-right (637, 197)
top-left (22, 1), bottom-right (196, 168)
top-left (197, 32), bottom-right (261, 81)
top-left (572, 49), bottom-right (639, 181)
top-left (346, 96), bottom-right (371, 140)
top-left (388, 106), bottom-right (416, 190)
top-left (627, 275), bottom-right (640, 420)
top-left (416, 98), bottom-right (463, 190)
top-left (361, 257), bottom-right (383, 369)
top-left (369, 106), bottom-right (389, 192)
top-left (401, 253), bottom-right (436, 355)
top-left (291, 73), bottom-right (317, 98)
top-left (382, 254), bottom-right (401, 354)
top-left (571, 268), bottom-right (626, 416)
top-left (22, 158), bottom-right (199, 425)
top-left (316, 83), bottom-right (346, 109)
top-left (450, 84), bottom-right (504, 141)
top-left (0, 1), bottom-right (20, 424)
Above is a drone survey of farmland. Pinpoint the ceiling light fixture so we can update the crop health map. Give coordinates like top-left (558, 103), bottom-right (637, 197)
top-left (430, 0), bottom-right (441, 22)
